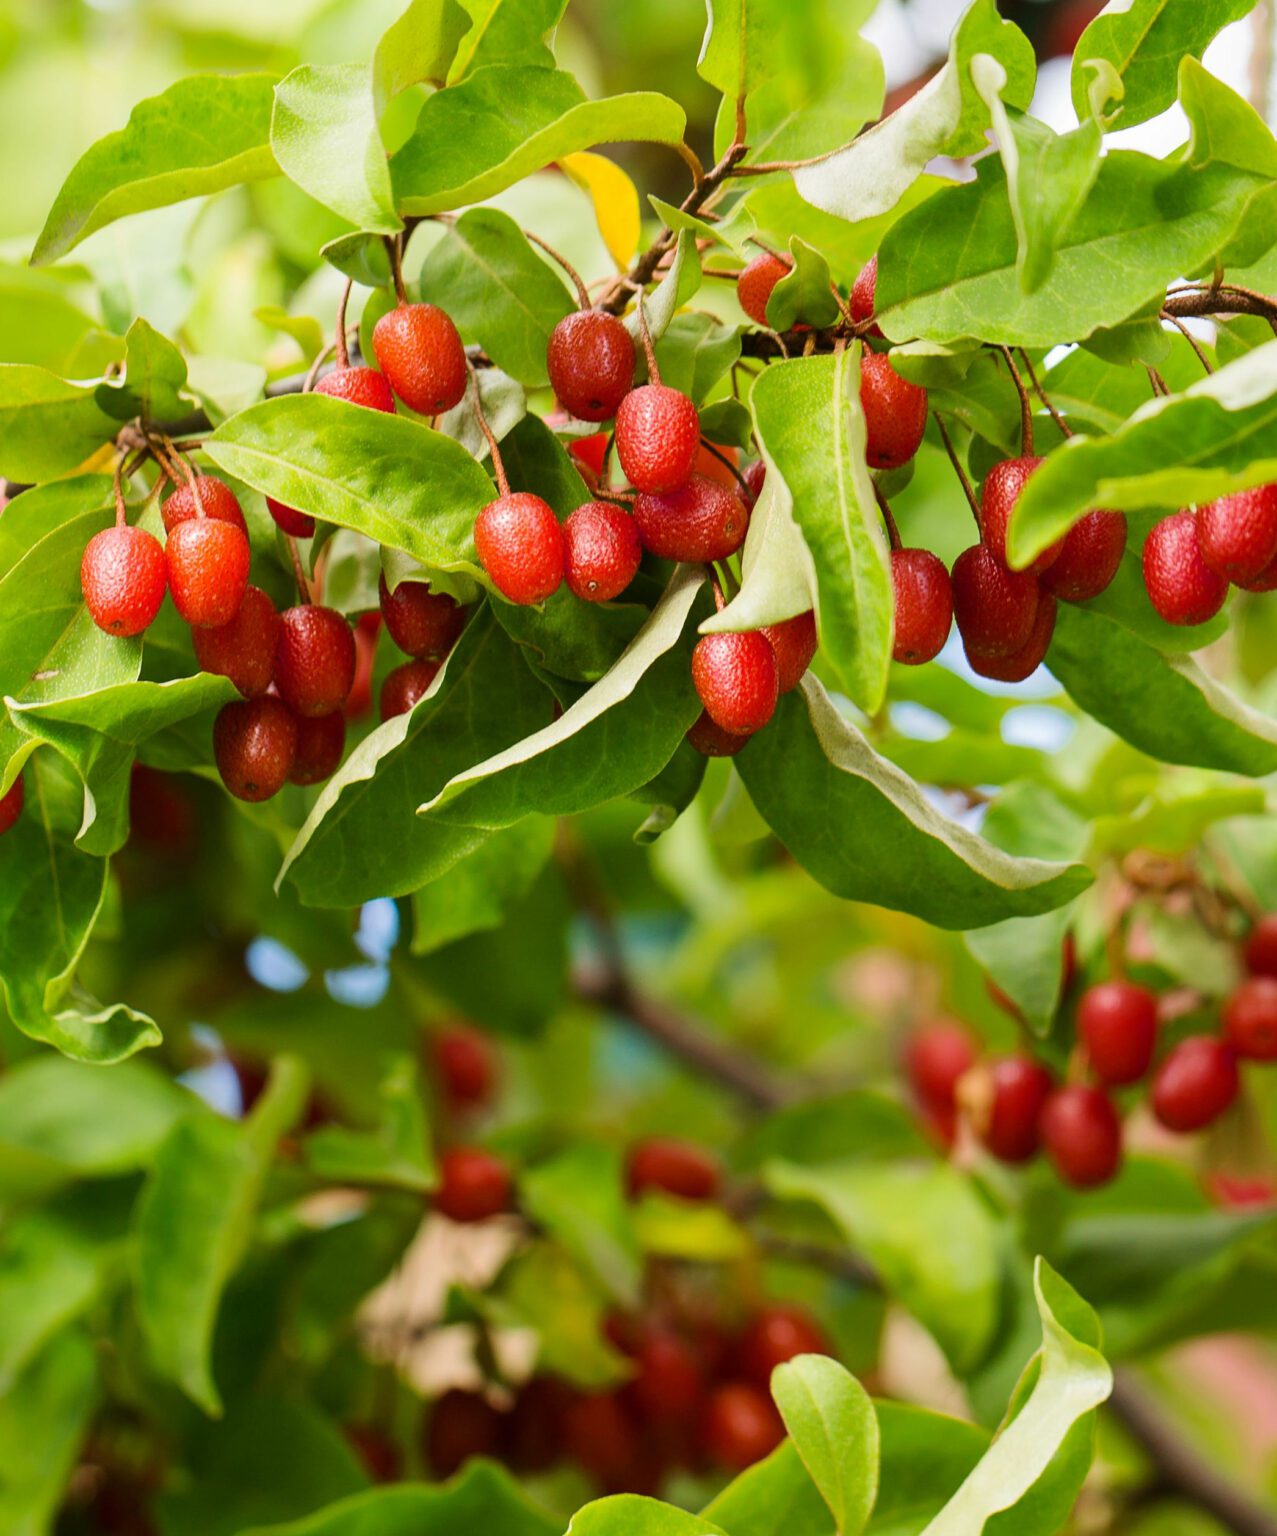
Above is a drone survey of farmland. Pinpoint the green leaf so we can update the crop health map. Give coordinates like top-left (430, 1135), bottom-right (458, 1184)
top-left (304, 1054), bottom-right (435, 1192)
top-left (766, 1159), bottom-right (1001, 1372)
top-left (568, 1498), bottom-right (728, 1536)
top-left (0, 365), bottom-right (118, 482)
top-left (271, 64), bottom-right (401, 234)
top-left (0, 1209), bottom-right (112, 1394)
top-left (411, 815), bottom-right (555, 953)
top-left (766, 238), bottom-right (840, 331)
top-left (32, 74), bottom-right (279, 265)
top-left (0, 475), bottom-right (114, 582)
top-left (773, 1355), bottom-right (879, 1536)
top-left (448, 0), bottom-right (569, 82)
top-left (520, 1143), bottom-right (641, 1306)
top-left (205, 394), bottom-right (496, 586)
top-left (702, 1440), bottom-right (835, 1536)
top-left (95, 316), bottom-right (192, 424)
top-left (653, 313), bottom-right (742, 405)
top-left (870, 1402), bottom-right (988, 1536)
top-left (697, 0), bottom-right (864, 105)
top-left (737, 680), bottom-right (1090, 929)
top-left (627, 230), bottom-right (702, 347)
top-left (0, 1330), bottom-right (97, 1536)
top-left (0, 263), bottom-right (114, 375)
top-left (373, 0), bottom-right (470, 102)
top-left (391, 68), bottom-right (686, 216)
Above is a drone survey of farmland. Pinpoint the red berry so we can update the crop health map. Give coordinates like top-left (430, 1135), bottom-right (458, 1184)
top-left (850, 255), bottom-right (882, 338)
top-left (288, 710), bottom-right (346, 786)
top-left (629, 1329), bottom-right (705, 1421)
top-left (474, 492), bottom-right (565, 605)
top-left (1039, 1084), bottom-right (1123, 1188)
top-left (345, 1424), bottom-right (400, 1484)
top-left (275, 605), bottom-right (356, 718)
top-left (743, 460), bottom-right (766, 506)
top-left (315, 365), bottom-right (396, 413)
top-left (760, 610), bottom-right (818, 693)
top-left (372, 303), bottom-right (467, 416)
top-left (213, 696), bottom-right (297, 802)
top-left (0, 774), bottom-right (23, 836)
top-left (1237, 549), bottom-right (1277, 592)
top-left (704, 1383), bottom-right (785, 1470)
top-left (1078, 980), bottom-right (1158, 1085)
top-left (378, 573), bottom-right (466, 659)
top-left (568, 432), bottom-right (610, 478)
top-left (265, 496), bottom-right (315, 539)
top-left (1151, 1036), bottom-right (1239, 1132)
top-left (905, 1020), bottom-right (975, 1110)
top-left (509, 1378), bottom-right (572, 1473)
top-left (980, 457), bottom-right (1062, 575)
top-left (1244, 914), bottom-right (1277, 977)
top-left (161, 476), bottom-right (247, 536)
top-left (965, 592), bottom-right (1056, 682)
top-left (686, 710), bottom-right (750, 757)
top-left (860, 350), bottom-right (927, 470)
top-left (891, 548), bottom-right (953, 664)
top-left (192, 585), bottom-right (280, 699)
top-left (1042, 510), bottom-right (1127, 602)
top-left (626, 1138), bottom-right (721, 1202)
top-left (694, 441), bottom-right (742, 492)
top-left (562, 1391), bottom-right (643, 1491)
top-left (737, 1306), bottom-right (829, 1387)
top-left (951, 544), bottom-right (1040, 657)
top-left (1142, 511), bottom-right (1228, 626)
top-left (380, 658), bottom-right (440, 721)
top-left (347, 615), bottom-right (379, 720)
top-left (1196, 485), bottom-right (1277, 584)
top-left (434, 1024), bottom-right (497, 1108)
top-left (546, 309), bottom-right (636, 422)
top-left (691, 630), bottom-right (779, 736)
top-left (563, 501), bottom-right (643, 602)
top-left (632, 474), bottom-right (750, 563)
top-left (976, 1055), bottom-right (1054, 1164)
top-left (165, 518), bottom-right (250, 629)
top-left (435, 1146), bottom-right (511, 1222)
top-left (615, 384), bottom-right (700, 494)
top-left (81, 525), bottom-right (167, 637)
top-left (426, 1390), bottom-right (505, 1478)
top-left (737, 252), bottom-right (792, 327)
top-left (1224, 976), bottom-right (1277, 1061)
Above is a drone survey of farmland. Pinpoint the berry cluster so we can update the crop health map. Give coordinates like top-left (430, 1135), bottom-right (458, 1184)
top-left (1143, 486), bottom-right (1277, 626)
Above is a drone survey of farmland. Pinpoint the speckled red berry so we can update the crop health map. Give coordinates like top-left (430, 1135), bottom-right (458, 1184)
top-left (1040, 1084), bottom-right (1122, 1188)
top-left (1079, 980), bottom-right (1158, 1085)
top-left (0, 774), bottom-right (23, 836)
top-left (213, 695), bottom-right (297, 802)
top-left (1197, 485), bottom-right (1277, 584)
top-left (615, 384), bottom-right (700, 494)
top-left (1245, 914), bottom-right (1277, 977)
top-left (165, 518), bottom-right (250, 629)
top-left (275, 605), bottom-right (356, 718)
top-left (315, 365), bottom-right (397, 413)
top-left (737, 251), bottom-right (792, 326)
top-left (981, 457), bottom-right (1062, 575)
top-left (378, 573), bottom-right (465, 659)
top-left (434, 1024), bottom-right (497, 1109)
top-left (965, 592), bottom-right (1056, 682)
top-left (692, 630), bottom-right (779, 736)
top-left (380, 658), bottom-right (439, 721)
top-left (266, 496), bottom-right (315, 539)
top-left (892, 548), bottom-right (952, 664)
top-left (626, 1138), bottom-right (721, 1202)
top-left (372, 303), bottom-right (467, 416)
top-left (288, 710), bottom-right (346, 786)
top-left (192, 584), bottom-right (280, 700)
top-left (563, 501), bottom-right (643, 601)
top-left (632, 474), bottom-right (749, 563)
top-left (82, 524), bottom-right (167, 637)
top-left (547, 309), bottom-right (636, 422)
top-left (975, 1055), bottom-right (1054, 1163)
top-left (1225, 976), bottom-right (1277, 1061)
top-left (435, 1146), bottom-right (512, 1222)
top-left (1151, 1036), bottom-right (1239, 1132)
top-left (474, 492), bottom-right (565, 605)
top-left (860, 350), bottom-right (927, 470)
top-left (704, 1383), bottom-right (784, 1470)
top-left (951, 544), bottom-right (1040, 657)
top-left (905, 1020), bottom-right (975, 1111)
top-left (1042, 510), bottom-right (1127, 602)
top-left (761, 610), bottom-right (817, 692)
top-left (737, 1306), bottom-right (829, 1387)
top-left (686, 710), bottom-right (750, 757)
top-left (850, 255), bottom-right (882, 338)
top-left (1143, 512), bottom-right (1228, 626)
top-left (161, 476), bottom-right (247, 536)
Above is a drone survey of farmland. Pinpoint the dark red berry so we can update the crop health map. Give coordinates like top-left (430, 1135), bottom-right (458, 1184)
top-left (850, 255), bottom-right (882, 338)
top-left (628, 1329), bottom-right (705, 1422)
top-left (288, 710), bottom-right (346, 786)
top-left (347, 614), bottom-right (379, 720)
top-left (626, 1138), bottom-right (721, 1202)
top-left (1042, 511), bottom-right (1127, 602)
top-left (760, 610), bottom-right (818, 693)
top-left (1039, 1084), bottom-right (1123, 1188)
top-left (1244, 914), bottom-right (1277, 978)
top-left (691, 630), bottom-right (779, 736)
top-left (0, 774), bottom-right (23, 836)
top-left (737, 1306), bottom-right (829, 1387)
top-left (975, 1055), bottom-right (1054, 1163)
top-left (434, 1024), bottom-right (497, 1109)
top-left (165, 518), bottom-right (250, 629)
top-left (686, 710), bottom-right (750, 757)
top-left (951, 544), bottom-right (1040, 657)
top-left (275, 605), bottom-right (356, 718)
top-left (563, 501), bottom-right (643, 602)
top-left (474, 492), bottom-right (565, 605)
top-left (965, 592), bottom-right (1056, 682)
top-left (737, 251), bottom-right (792, 326)
top-left (266, 496), bottom-right (315, 539)
top-left (82, 525), bottom-right (167, 637)
top-left (1078, 980), bottom-right (1158, 1085)
top-left (314, 365), bottom-right (397, 413)
top-left (562, 1391), bottom-right (644, 1491)
top-left (905, 1020), bottom-right (975, 1110)
top-left (1142, 511), bottom-right (1228, 626)
top-left (435, 1146), bottom-right (511, 1222)
top-left (632, 474), bottom-right (749, 563)
top-left (161, 476), bottom-right (247, 535)
top-left (345, 1424), bottom-right (400, 1484)
top-left (980, 457), bottom-right (1062, 575)
top-left (426, 1390), bottom-right (505, 1478)
top-left (1196, 485), bottom-right (1277, 584)
top-left (372, 303), bottom-right (467, 416)
top-left (380, 658), bottom-right (439, 720)
top-left (213, 696), bottom-right (297, 802)
top-left (547, 309), bottom-right (636, 422)
top-left (615, 384), bottom-right (700, 494)
top-left (892, 548), bottom-right (952, 664)
top-left (568, 431), bottom-right (610, 479)
top-left (1224, 976), bottom-right (1277, 1061)
top-left (743, 460), bottom-right (766, 506)
top-left (509, 1378), bottom-right (572, 1473)
top-left (1237, 549), bottom-right (1277, 592)
top-left (704, 1383), bottom-right (785, 1470)
top-left (378, 572), bottom-right (465, 659)
top-left (860, 350), bottom-right (927, 470)
top-left (192, 585), bottom-right (280, 698)
top-left (1151, 1036), bottom-right (1239, 1132)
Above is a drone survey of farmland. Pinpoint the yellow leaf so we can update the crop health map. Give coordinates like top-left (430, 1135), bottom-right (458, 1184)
top-left (559, 151), bottom-right (640, 270)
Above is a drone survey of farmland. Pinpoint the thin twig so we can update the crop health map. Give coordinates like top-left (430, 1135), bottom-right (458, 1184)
top-left (998, 345), bottom-right (1034, 457)
top-left (1161, 311), bottom-right (1215, 374)
top-left (112, 454), bottom-right (128, 529)
top-left (524, 230), bottom-right (591, 309)
top-left (874, 483), bottom-right (902, 551)
top-left (698, 438), bottom-right (752, 497)
top-left (335, 279), bottom-right (353, 369)
top-left (467, 362), bottom-right (510, 496)
top-left (1018, 350), bottom-right (1073, 438)
top-left (286, 536), bottom-right (313, 605)
top-left (933, 412), bottom-right (982, 529)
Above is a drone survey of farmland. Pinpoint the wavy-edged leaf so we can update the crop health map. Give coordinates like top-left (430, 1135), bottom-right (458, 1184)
top-left (627, 230), bottom-right (702, 347)
top-left (773, 1355), bottom-right (879, 1536)
top-left (448, 0), bottom-right (567, 82)
top-left (373, 0), bottom-right (469, 103)
top-left (703, 445), bottom-right (815, 635)
top-left (0, 365), bottom-right (118, 482)
top-left (95, 317), bottom-right (191, 424)
top-left (766, 237), bottom-right (840, 331)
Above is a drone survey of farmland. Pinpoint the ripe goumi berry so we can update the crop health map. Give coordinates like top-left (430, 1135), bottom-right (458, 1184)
top-left (850, 255), bottom-right (882, 338)
top-left (213, 695), bottom-right (297, 802)
top-left (628, 1328), bottom-right (706, 1422)
top-left (314, 365), bottom-right (396, 413)
top-left (346, 614), bottom-right (379, 720)
top-left (568, 431), bottom-right (609, 478)
top-left (1042, 510), bottom-right (1127, 602)
top-left (737, 1306), bottom-right (829, 1386)
top-left (0, 774), bottom-right (23, 836)
top-left (743, 459), bottom-right (766, 506)
top-left (82, 525), bottom-right (167, 637)
top-left (686, 710), bottom-right (749, 757)
top-left (1151, 1036), bottom-right (1238, 1132)
top-left (435, 1146), bottom-right (512, 1223)
top-left (981, 457), bottom-right (1062, 575)
top-left (1078, 980), bottom-right (1158, 1085)
top-left (905, 1020), bottom-right (975, 1112)
top-left (1040, 1084), bottom-right (1122, 1188)
top-left (434, 1024), bottom-right (497, 1109)
top-left (1237, 549), bottom-right (1277, 592)
top-left (161, 476), bottom-right (247, 535)
top-left (965, 592), bottom-right (1056, 682)
top-left (563, 501), bottom-right (643, 602)
top-left (372, 302), bottom-right (467, 416)
top-left (289, 710), bottom-right (346, 786)
top-left (1245, 914), bottom-right (1277, 977)
top-left (426, 1389), bottom-right (504, 1479)
top-left (737, 251), bottom-right (792, 327)
top-left (275, 605), bottom-right (357, 718)
top-left (692, 630), bottom-right (779, 736)
top-left (380, 659), bottom-right (440, 721)
top-left (860, 350), bottom-right (927, 470)
top-left (562, 1390), bottom-right (642, 1491)
top-left (192, 585), bottom-right (280, 699)
top-left (626, 1138), bottom-right (721, 1202)
top-left (615, 384), bottom-right (700, 494)
top-left (704, 1383), bottom-right (784, 1470)
top-left (166, 518), bottom-right (251, 629)
top-left (1143, 511), bottom-right (1228, 626)
top-left (1224, 976), bottom-right (1277, 1061)
top-left (974, 1054), bottom-right (1054, 1164)
top-left (632, 475), bottom-right (749, 563)
top-left (951, 544), bottom-right (1040, 657)
top-left (546, 309), bottom-right (636, 422)
top-left (1196, 485), bottom-right (1277, 584)
top-left (891, 548), bottom-right (952, 665)
top-left (760, 610), bottom-right (818, 693)
top-left (266, 497), bottom-right (315, 539)
top-left (378, 573), bottom-right (465, 660)
top-left (474, 492), bottom-right (565, 605)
